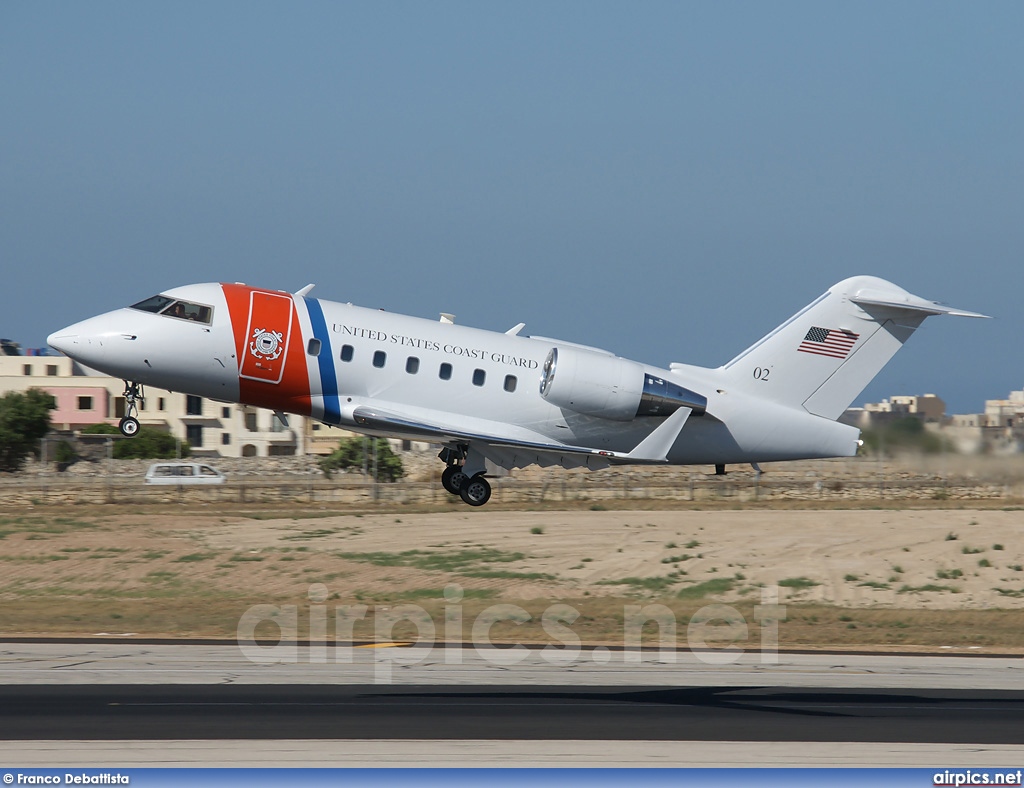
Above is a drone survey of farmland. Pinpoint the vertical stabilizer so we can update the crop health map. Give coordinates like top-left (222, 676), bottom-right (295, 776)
top-left (719, 276), bottom-right (987, 420)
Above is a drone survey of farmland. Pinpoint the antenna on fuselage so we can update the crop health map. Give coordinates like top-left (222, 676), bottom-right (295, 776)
top-left (440, 313), bottom-right (455, 324)
top-left (295, 284), bottom-right (316, 297)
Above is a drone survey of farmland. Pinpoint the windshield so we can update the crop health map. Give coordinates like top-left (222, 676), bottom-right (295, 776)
top-left (130, 295), bottom-right (174, 313)
top-left (130, 295), bottom-right (212, 324)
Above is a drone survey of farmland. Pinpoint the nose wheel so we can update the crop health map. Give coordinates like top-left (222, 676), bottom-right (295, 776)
top-left (119, 381), bottom-right (145, 437)
top-left (118, 416), bottom-right (141, 437)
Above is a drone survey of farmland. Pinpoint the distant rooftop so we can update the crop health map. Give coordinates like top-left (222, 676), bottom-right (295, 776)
top-left (1, 339), bottom-right (49, 357)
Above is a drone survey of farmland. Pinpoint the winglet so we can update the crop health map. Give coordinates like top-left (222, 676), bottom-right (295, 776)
top-left (295, 284), bottom-right (316, 297)
top-left (622, 407), bottom-right (691, 462)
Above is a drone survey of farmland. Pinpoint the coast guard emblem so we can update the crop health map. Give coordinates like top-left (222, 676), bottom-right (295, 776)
top-left (250, 328), bottom-right (284, 361)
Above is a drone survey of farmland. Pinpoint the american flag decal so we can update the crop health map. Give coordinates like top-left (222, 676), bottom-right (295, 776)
top-left (797, 326), bottom-right (860, 359)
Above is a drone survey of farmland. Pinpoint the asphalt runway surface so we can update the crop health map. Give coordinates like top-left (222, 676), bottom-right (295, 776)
top-left (3, 645), bottom-right (1023, 765)
top-left (2, 683), bottom-right (1023, 744)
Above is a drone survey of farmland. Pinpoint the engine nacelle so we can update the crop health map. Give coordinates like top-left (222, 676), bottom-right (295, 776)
top-left (539, 346), bottom-right (707, 421)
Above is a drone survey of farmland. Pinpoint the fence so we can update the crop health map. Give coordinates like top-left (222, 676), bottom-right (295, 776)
top-left (0, 472), bottom-right (1018, 506)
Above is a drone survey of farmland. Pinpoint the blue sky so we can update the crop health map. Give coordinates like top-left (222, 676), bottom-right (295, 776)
top-left (2, 2), bottom-right (1020, 413)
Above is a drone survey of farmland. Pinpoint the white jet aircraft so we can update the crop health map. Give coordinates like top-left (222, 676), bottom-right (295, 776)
top-left (48, 276), bottom-right (986, 506)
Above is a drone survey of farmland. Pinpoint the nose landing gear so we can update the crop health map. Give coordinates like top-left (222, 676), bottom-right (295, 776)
top-left (119, 381), bottom-right (144, 437)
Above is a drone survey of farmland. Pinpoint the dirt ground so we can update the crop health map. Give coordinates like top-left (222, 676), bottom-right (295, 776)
top-left (2, 501), bottom-right (1023, 650)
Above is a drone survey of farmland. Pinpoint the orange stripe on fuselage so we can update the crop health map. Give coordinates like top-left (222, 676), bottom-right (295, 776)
top-left (221, 283), bottom-right (311, 416)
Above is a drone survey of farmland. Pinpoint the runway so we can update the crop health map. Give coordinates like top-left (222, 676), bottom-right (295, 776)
top-left (1, 644), bottom-right (1022, 766)
top-left (2, 683), bottom-right (1024, 743)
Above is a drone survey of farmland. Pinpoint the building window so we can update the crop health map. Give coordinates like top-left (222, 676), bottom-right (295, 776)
top-left (221, 433), bottom-right (230, 445)
top-left (473, 369), bottom-right (486, 387)
top-left (271, 413), bottom-right (287, 432)
top-left (221, 407), bottom-right (231, 419)
top-left (245, 412), bottom-right (258, 432)
top-left (242, 444), bottom-right (257, 457)
top-left (186, 395), bottom-right (203, 416)
top-left (22, 364), bottom-right (31, 376)
top-left (340, 344), bottom-right (354, 362)
top-left (373, 350), bottom-right (386, 368)
top-left (504, 375), bottom-right (518, 393)
top-left (185, 424), bottom-right (203, 447)
top-left (307, 338), bottom-right (322, 356)
top-left (158, 398), bottom-right (166, 411)
top-left (406, 356), bottom-right (420, 374)
top-left (47, 365), bottom-right (58, 377)
top-left (439, 362), bottom-right (452, 381)
top-left (77, 396), bottom-right (93, 410)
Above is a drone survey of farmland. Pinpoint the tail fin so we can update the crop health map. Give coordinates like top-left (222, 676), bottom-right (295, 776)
top-left (718, 276), bottom-right (987, 419)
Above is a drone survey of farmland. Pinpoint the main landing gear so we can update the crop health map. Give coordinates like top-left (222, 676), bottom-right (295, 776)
top-left (441, 465), bottom-right (468, 495)
top-left (438, 446), bottom-right (492, 507)
top-left (458, 474), bottom-right (492, 507)
top-left (118, 381), bottom-right (144, 437)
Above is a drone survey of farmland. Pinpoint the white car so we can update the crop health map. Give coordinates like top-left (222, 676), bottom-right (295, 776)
top-left (144, 462), bottom-right (226, 485)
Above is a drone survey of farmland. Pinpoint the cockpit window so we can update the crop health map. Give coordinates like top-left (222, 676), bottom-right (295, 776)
top-left (130, 295), bottom-right (175, 313)
top-left (129, 295), bottom-right (213, 324)
top-left (160, 301), bottom-right (213, 324)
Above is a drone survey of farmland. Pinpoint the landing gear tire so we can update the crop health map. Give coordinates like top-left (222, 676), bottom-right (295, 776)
top-left (119, 381), bottom-right (144, 438)
top-left (459, 474), bottom-right (491, 507)
top-left (441, 466), bottom-right (468, 496)
top-left (118, 416), bottom-right (140, 437)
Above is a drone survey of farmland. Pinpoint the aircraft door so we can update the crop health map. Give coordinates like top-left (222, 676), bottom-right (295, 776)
top-left (239, 290), bottom-right (295, 385)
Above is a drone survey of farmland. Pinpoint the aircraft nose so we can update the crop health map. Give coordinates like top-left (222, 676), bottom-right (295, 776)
top-left (46, 316), bottom-right (111, 367)
top-left (47, 329), bottom-right (76, 355)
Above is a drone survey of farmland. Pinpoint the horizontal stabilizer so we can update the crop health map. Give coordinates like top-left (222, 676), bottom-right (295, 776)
top-left (850, 289), bottom-right (989, 319)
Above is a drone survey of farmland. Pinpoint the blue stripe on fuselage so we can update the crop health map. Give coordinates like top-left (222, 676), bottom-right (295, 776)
top-left (304, 297), bottom-right (341, 424)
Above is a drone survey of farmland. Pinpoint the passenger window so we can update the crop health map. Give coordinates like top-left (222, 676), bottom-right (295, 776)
top-left (307, 338), bottom-right (322, 356)
top-left (340, 345), bottom-right (354, 362)
top-left (373, 351), bottom-right (387, 368)
top-left (406, 357), bottom-right (420, 374)
top-left (504, 375), bottom-right (517, 393)
top-left (473, 369), bottom-right (486, 387)
top-left (439, 363), bottom-right (452, 381)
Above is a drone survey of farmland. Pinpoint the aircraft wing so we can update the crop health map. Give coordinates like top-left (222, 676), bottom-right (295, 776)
top-left (349, 405), bottom-right (692, 471)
